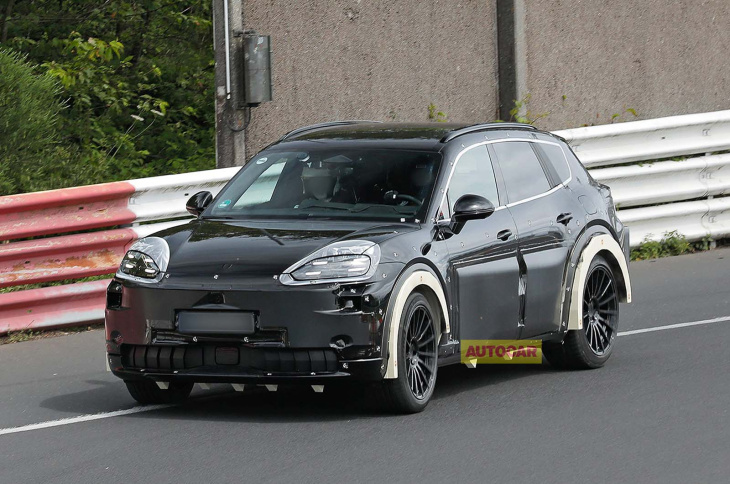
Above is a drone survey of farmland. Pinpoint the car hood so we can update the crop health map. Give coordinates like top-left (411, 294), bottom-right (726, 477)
top-left (157, 219), bottom-right (417, 278)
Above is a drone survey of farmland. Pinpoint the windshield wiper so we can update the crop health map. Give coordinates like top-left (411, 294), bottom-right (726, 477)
top-left (347, 205), bottom-right (415, 214)
top-left (260, 228), bottom-right (284, 246)
top-left (297, 203), bottom-right (351, 211)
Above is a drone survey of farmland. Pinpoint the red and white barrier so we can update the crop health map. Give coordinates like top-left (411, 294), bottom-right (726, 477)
top-left (2, 110), bottom-right (730, 335)
top-left (0, 279), bottom-right (110, 334)
top-left (0, 168), bottom-right (239, 334)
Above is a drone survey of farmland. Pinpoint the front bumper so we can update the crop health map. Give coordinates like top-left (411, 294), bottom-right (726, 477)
top-left (108, 349), bottom-right (384, 384)
top-left (107, 345), bottom-right (382, 384)
top-left (105, 265), bottom-right (402, 383)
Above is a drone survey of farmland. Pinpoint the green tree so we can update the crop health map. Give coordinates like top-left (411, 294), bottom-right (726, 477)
top-left (0, 49), bottom-right (87, 195)
top-left (1, 1), bottom-right (215, 193)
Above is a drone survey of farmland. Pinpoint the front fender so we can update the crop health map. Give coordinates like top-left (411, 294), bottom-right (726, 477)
top-left (383, 264), bottom-right (450, 379)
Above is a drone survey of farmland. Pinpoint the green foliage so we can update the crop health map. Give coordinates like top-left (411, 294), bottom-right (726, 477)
top-left (427, 103), bottom-right (447, 122)
top-left (509, 94), bottom-right (548, 125)
top-left (0, 324), bottom-right (99, 344)
top-left (0, 49), bottom-right (86, 195)
top-left (1, 1), bottom-right (215, 194)
top-left (693, 236), bottom-right (714, 252)
top-left (610, 107), bottom-right (639, 124)
top-left (631, 230), bottom-right (693, 261)
top-left (0, 329), bottom-right (36, 344)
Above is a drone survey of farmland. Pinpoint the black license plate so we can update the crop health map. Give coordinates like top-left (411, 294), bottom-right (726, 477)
top-left (177, 311), bottom-right (256, 335)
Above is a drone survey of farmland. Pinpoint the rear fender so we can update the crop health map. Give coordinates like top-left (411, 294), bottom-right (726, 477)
top-left (567, 234), bottom-right (632, 331)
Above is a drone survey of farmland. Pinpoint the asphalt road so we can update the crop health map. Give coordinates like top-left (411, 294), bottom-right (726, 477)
top-left (1, 248), bottom-right (729, 484)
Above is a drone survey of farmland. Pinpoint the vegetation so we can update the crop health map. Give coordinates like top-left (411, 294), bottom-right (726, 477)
top-left (0, 325), bottom-right (99, 345)
top-left (631, 230), bottom-right (695, 261)
top-left (427, 103), bottom-right (447, 122)
top-left (509, 94), bottom-right (548, 125)
top-left (0, 0), bottom-right (215, 195)
top-left (0, 49), bottom-right (72, 194)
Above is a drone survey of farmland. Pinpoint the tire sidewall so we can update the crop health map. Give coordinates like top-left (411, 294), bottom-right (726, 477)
top-left (395, 292), bottom-right (438, 410)
top-left (574, 255), bottom-right (619, 366)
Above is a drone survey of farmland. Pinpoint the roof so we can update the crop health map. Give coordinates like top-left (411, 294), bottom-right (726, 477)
top-left (277, 121), bottom-right (538, 145)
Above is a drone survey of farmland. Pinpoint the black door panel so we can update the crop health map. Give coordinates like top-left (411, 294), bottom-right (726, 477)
top-left (508, 187), bottom-right (581, 337)
top-left (446, 210), bottom-right (520, 341)
top-left (490, 140), bottom-right (582, 339)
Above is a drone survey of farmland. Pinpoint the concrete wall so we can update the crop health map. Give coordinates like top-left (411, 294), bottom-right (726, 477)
top-left (519, 0), bottom-right (730, 130)
top-left (237, 0), bottom-right (730, 159)
top-left (243, 0), bottom-right (499, 157)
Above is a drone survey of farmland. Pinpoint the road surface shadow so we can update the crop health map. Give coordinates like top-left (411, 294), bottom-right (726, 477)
top-left (40, 362), bottom-right (560, 423)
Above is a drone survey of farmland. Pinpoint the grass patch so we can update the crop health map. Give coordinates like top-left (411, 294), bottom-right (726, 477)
top-left (630, 231), bottom-right (723, 261)
top-left (0, 274), bottom-right (112, 294)
top-left (0, 324), bottom-right (102, 345)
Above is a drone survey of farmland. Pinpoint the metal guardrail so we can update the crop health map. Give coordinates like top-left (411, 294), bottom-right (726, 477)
top-left (554, 109), bottom-right (730, 167)
top-left (0, 170), bottom-right (238, 334)
top-left (1, 110), bottom-right (729, 334)
top-left (554, 110), bottom-right (730, 247)
top-left (590, 153), bottom-right (730, 208)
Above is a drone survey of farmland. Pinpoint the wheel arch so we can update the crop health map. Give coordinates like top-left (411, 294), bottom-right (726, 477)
top-left (566, 234), bottom-right (632, 331)
top-left (383, 263), bottom-right (450, 379)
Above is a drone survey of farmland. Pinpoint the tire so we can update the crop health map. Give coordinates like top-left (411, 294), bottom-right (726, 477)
top-left (125, 380), bottom-right (194, 405)
top-left (546, 255), bottom-right (619, 370)
top-left (379, 292), bottom-right (439, 413)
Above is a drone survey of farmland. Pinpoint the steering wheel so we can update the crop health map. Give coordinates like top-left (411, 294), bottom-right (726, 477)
top-left (395, 193), bottom-right (423, 206)
top-left (383, 190), bottom-right (423, 207)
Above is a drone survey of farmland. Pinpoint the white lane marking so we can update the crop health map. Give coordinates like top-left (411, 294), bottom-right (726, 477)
top-left (618, 316), bottom-right (730, 336)
top-left (0, 404), bottom-right (173, 437)
top-left (2, 315), bottom-right (730, 437)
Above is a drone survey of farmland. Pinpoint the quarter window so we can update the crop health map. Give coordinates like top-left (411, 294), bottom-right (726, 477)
top-left (492, 141), bottom-right (551, 203)
top-left (445, 145), bottom-right (499, 216)
top-left (538, 143), bottom-right (571, 184)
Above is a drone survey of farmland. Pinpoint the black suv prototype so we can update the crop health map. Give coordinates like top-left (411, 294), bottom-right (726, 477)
top-left (106, 121), bottom-right (631, 413)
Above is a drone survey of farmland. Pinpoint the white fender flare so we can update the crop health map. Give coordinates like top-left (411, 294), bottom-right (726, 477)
top-left (567, 234), bottom-right (632, 331)
top-left (384, 270), bottom-right (450, 379)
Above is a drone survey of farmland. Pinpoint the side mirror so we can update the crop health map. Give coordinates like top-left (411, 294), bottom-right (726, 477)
top-left (186, 191), bottom-right (213, 217)
top-left (448, 194), bottom-right (495, 234)
top-left (453, 194), bottom-right (495, 222)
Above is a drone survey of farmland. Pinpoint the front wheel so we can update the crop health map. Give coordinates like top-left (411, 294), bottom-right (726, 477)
top-left (545, 255), bottom-right (619, 369)
top-left (380, 292), bottom-right (439, 413)
top-left (125, 380), bottom-right (194, 404)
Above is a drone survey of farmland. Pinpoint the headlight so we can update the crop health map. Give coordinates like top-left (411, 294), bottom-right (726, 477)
top-left (116, 237), bottom-right (170, 284)
top-left (279, 240), bottom-right (381, 286)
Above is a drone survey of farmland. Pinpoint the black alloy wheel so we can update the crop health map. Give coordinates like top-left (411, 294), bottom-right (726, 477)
top-left (379, 292), bottom-right (439, 413)
top-left (404, 303), bottom-right (437, 400)
top-left (543, 255), bottom-right (620, 370)
top-left (583, 264), bottom-right (618, 355)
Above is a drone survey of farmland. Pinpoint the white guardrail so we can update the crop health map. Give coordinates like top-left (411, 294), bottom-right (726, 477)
top-left (119, 110), bottom-right (730, 247)
top-left (132, 109), bottom-right (730, 247)
top-left (555, 109), bottom-right (730, 246)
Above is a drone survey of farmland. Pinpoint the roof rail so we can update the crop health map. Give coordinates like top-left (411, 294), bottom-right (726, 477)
top-left (280, 120), bottom-right (382, 140)
top-left (440, 122), bottom-right (537, 143)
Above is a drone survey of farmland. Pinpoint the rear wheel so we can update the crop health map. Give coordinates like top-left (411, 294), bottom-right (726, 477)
top-left (125, 380), bottom-right (194, 404)
top-left (380, 292), bottom-right (438, 413)
top-left (545, 255), bottom-right (619, 369)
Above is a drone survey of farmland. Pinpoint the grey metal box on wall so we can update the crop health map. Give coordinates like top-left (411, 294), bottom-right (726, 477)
top-left (242, 33), bottom-right (272, 107)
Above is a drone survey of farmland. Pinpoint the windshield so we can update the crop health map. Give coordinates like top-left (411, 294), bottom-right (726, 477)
top-left (205, 148), bottom-right (442, 222)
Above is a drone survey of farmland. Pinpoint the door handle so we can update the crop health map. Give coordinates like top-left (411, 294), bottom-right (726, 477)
top-left (556, 212), bottom-right (573, 225)
top-left (497, 229), bottom-right (513, 241)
